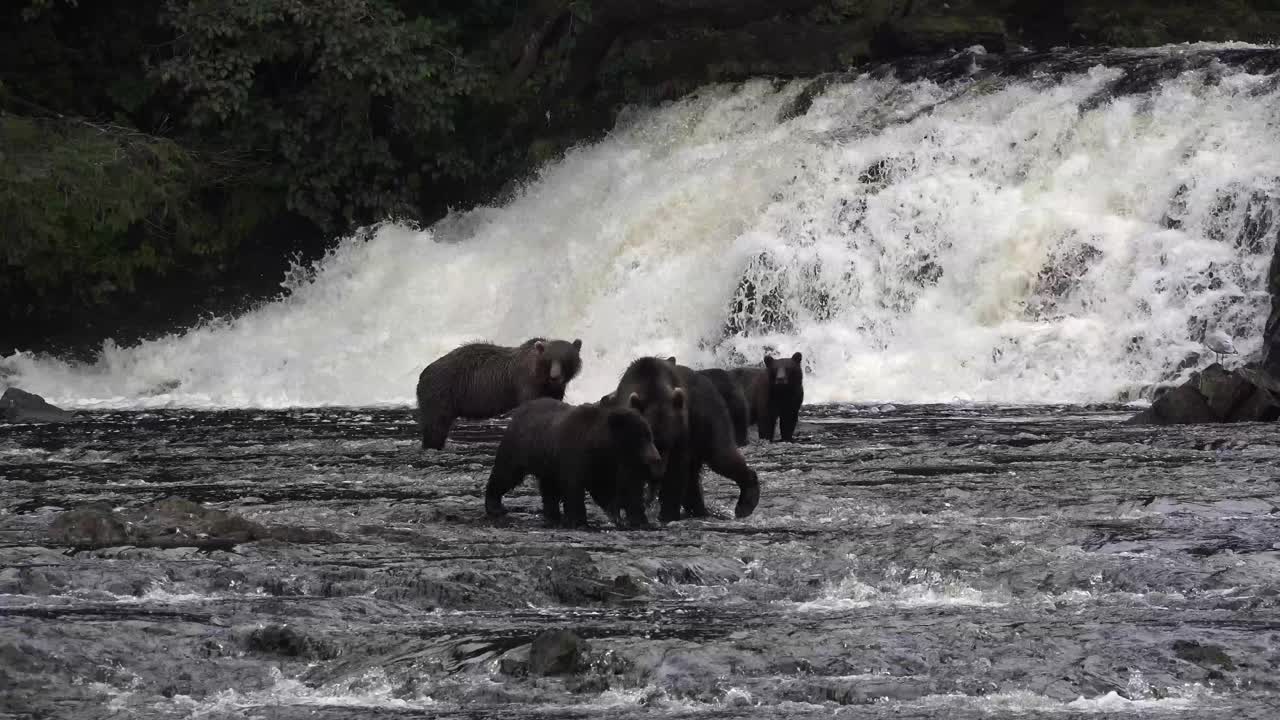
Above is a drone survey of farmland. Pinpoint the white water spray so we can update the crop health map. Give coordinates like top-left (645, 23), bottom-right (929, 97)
top-left (4, 45), bottom-right (1280, 408)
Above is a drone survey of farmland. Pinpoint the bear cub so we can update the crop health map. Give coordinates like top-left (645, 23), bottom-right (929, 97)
top-left (484, 398), bottom-right (662, 528)
top-left (416, 337), bottom-right (582, 450)
top-left (732, 352), bottom-right (804, 442)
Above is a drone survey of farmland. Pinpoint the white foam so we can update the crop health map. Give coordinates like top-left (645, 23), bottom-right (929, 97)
top-left (794, 565), bottom-right (1006, 611)
top-left (911, 687), bottom-right (1208, 714)
top-left (172, 667), bottom-right (438, 717)
top-left (5, 45), bottom-right (1279, 408)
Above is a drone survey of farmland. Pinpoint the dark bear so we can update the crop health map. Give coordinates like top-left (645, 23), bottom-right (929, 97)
top-left (484, 398), bottom-right (662, 528)
top-left (416, 338), bottom-right (582, 450)
top-left (697, 368), bottom-right (750, 447)
top-left (731, 352), bottom-right (804, 442)
top-left (605, 357), bottom-right (760, 523)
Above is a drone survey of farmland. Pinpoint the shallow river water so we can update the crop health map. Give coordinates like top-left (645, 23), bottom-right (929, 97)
top-left (3, 404), bottom-right (1279, 718)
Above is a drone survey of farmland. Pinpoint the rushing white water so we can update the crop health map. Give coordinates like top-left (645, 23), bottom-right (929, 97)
top-left (5, 44), bottom-right (1280, 408)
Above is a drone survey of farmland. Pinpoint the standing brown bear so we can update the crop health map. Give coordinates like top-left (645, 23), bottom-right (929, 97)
top-left (416, 338), bottom-right (582, 450)
top-left (732, 352), bottom-right (804, 442)
top-left (484, 397), bottom-right (662, 528)
top-left (605, 357), bottom-right (760, 523)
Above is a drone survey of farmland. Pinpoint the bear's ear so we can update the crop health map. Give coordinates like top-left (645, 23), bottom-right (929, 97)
top-left (791, 351), bottom-right (803, 364)
top-left (671, 388), bottom-right (686, 411)
top-left (572, 338), bottom-right (582, 351)
top-left (763, 355), bottom-right (775, 368)
top-left (666, 356), bottom-right (677, 365)
top-left (628, 392), bottom-right (644, 411)
top-left (534, 341), bottom-right (546, 354)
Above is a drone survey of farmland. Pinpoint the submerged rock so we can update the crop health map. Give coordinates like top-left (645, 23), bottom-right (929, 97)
top-left (243, 624), bottom-right (338, 660)
top-left (0, 387), bottom-right (74, 423)
top-left (49, 496), bottom-right (266, 550)
top-left (1172, 640), bottom-right (1235, 671)
top-left (529, 629), bottom-right (590, 676)
top-left (48, 505), bottom-right (130, 548)
top-left (1126, 364), bottom-right (1280, 425)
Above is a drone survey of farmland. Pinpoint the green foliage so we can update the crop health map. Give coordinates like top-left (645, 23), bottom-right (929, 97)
top-left (0, 113), bottom-right (276, 309)
top-left (0, 115), bottom-right (194, 299)
top-left (154, 0), bottom-right (492, 230)
top-left (1070, 0), bottom-right (1272, 46)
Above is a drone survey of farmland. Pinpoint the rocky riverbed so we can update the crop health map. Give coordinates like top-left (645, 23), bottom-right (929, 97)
top-left (2, 404), bottom-right (1279, 718)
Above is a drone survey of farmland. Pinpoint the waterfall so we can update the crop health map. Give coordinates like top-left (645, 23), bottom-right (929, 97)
top-left (5, 43), bottom-right (1279, 408)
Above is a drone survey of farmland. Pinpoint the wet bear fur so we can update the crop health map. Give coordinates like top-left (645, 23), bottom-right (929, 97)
top-left (416, 338), bottom-right (582, 450)
top-left (484, 398), bottom-right (662, 528)
top-left (732, 352), bottom-right (804, 442)
top-left (605, 357), bottom-right (760, 523)
top-left (697, 368), bottom-right (750, 448)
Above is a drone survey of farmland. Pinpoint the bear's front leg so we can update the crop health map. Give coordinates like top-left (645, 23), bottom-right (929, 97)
top-left (759, 411), bottom-right (778, 442)
top-left (484, 441), bottom-right (524, 517)
top-left (779, 410), bottom-right (799, 442)
top-left (536, 475), bottom-right (563, 527)
top-left (556, 458), bottom-right (593, 529)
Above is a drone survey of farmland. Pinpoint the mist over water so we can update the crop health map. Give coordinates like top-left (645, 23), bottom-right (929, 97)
top-left (5, 43), bottom-right (1280, 409)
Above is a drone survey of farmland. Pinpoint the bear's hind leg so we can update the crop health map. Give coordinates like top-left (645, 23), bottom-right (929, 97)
top-left (706, 445), bottom-right (760, 519)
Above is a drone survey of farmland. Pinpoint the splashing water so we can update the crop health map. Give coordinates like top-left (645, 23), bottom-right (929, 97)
top-left (5, 44), bottom-right (1280, 408)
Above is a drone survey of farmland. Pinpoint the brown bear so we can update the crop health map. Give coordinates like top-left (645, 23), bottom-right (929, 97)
top-left (416, 338), bottom-right (582, 450)
top-left (605, 357), bottom-right (760, 523)
top-left (697, 368), bottom-right (750, 447)
top-left (484, 397), bottom-right (662, 528)
top-left (656, 358), bottom-right (748, 446)
top-left (731, 352), bottom-right (804, 442)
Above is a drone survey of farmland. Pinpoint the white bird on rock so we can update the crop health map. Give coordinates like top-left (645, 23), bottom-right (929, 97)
top-left (1204, 329), bottom-right (1237, 365)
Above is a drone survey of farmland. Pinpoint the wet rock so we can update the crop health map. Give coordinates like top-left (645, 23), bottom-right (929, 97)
top-left (777, 73), bottom-right (854, 122)
top-left (49, 505), bottom-right (130, 548)
top-left (1126, 364), bottom-right (1280, 425)
top-left (498, 646), bottom-right (530, 677)
top-left (567, 675), bottom-right (611, 694)
top-left (48, 497), bottom-right (266, 550)
top-left (536, 549), bottom-right (637, 606)
top-left (243, 624), bottom-right (338, 660)
top-left (0, 567), bottom-right (52, 595)
top-left (1, 387), bottom-right (74, 424)
top-left (529, 629), bottom-right (589, 676)
top-left (1198, 364), bottom-right (1255, 419)
top-left (872, 15), bottom-right (1007, 58)
top-left (1172, 640), bottom-right (1235, 670)
top-left (610, 573), bottom-right (645, 598)
top-left (142, 496), bottom-right (262, 546)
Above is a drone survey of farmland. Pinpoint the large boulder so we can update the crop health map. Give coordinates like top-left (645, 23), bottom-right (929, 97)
top-left (529, 629), bottom-right (590, 676)
top-left (1127, 364), bottom-right (1280, 425)
top-left (1197, 364), bottom-right (1256, 419)
top-left (0, 387), bottom-right (74, 423)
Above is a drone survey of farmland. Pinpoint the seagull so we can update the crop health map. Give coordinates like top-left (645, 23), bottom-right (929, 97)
top-left (1204, 329), bottom-right (1237, 365)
